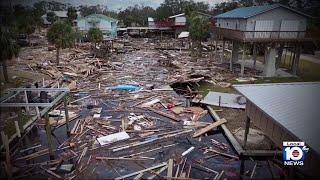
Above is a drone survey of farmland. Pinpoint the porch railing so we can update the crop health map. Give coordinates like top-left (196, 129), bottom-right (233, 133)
top-left (213, 27), bottom-right (315, 42)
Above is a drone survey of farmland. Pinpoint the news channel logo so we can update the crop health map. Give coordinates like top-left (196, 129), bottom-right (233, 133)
top-left (283, 141), bottom-right (309, 166)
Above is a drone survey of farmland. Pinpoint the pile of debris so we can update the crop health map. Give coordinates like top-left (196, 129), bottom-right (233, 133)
top-left (2, 38), bottom-right (281, 179)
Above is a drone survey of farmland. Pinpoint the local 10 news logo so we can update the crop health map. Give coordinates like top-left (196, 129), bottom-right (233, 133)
top-left (283, 141), bottom-right (309, 166)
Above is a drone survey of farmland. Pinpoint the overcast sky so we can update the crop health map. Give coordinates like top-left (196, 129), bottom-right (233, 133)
top-left (1, 0), bottom-right (226, 11)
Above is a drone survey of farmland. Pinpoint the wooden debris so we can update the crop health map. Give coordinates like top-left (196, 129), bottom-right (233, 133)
top-left (96, 157), bottom-right (153, 161)
top-left (148, 108), bottom-right (180, 122)
top-left (193, 118), bottom-right (227, 137)
top-left (167, 159), bottom-right (174, 180)
top-left (115, 162), bottom-right (167, 180)
top-left (182, 147), bottom-right (195, 157)
top-left (205, 148), bottom-right (239, 160)
top-left (147, 165), bottom-right (168, 179)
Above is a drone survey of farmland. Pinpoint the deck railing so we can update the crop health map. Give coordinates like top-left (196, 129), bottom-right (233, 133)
top-left (213, 27), bottom-right (314, 42)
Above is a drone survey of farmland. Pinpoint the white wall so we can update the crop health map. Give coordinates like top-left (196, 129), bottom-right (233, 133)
top-left (216, 7), bottom-right (307, 32)
top-left (175, 16), bottom-right (186, 25)
top-left (246, 7), bottom-right (307, 31)
top-left (216, 19), bottom-right (247, 31)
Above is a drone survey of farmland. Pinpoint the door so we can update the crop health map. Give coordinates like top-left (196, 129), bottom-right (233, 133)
top-left (254, 20), bottom-right (274, 38)
top-left (280, 20), bottom-right (299, 38)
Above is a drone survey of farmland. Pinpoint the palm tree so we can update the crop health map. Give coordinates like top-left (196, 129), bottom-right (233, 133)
top-left (47, 21), bottom-right (75, 65)
top-left (0, 27), bottom-right (20, 82)
top-left (88, 28), bottom-right (103, 48)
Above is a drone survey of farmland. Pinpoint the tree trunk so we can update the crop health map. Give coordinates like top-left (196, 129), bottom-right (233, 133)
top-left (2, 60), bottom-right (9, 82)
top-left (56, 47), bottom-right (60, 65)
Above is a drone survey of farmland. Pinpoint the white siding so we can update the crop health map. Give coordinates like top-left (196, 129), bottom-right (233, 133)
top-left (216, 19), bottom-right (247, 31)
top-left (246, 7), bottom-right (307, 31)
top-left (175, 16), bottom-right (186, 26)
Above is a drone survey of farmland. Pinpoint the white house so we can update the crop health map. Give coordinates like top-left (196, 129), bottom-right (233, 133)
top-left (77, 14), bottom-right (118, 38)
top-left (168, 13), bottom-right (186, 26)
top-left (214, 4), bottom-right (310, 40)
top-left (148, 17), bottom-right (155, 28)
top-left (213, 4), bottom-right (312, 77)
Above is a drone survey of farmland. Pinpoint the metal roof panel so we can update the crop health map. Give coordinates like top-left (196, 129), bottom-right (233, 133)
top-left (233, 82), bottom-right (320, 154)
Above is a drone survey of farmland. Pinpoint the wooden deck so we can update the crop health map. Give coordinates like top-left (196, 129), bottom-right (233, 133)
top-left (213, 27), bottom-right (316, 42)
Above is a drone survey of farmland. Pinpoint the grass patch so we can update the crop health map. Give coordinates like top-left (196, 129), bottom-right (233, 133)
top-left (4, 112), bottom-right (32, 137)
top-left (197, 82), bottom-right (236, 96)
top-left (280, 55), bottom-right (320, 81)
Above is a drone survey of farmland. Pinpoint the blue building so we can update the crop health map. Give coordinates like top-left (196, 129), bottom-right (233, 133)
top-left (77, 14), bottom-right (118, 38)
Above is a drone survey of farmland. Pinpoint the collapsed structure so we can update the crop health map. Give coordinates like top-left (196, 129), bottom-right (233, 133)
top-left (1, 4), bottom-right (319, 180)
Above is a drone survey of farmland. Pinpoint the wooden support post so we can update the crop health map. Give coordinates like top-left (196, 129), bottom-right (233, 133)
top-left (42, 77), bottom-right (45, 87)
top-left (17, 108), bottom-right (24, 133)
top-left (276, 44), bottom-right (284, 69)
top-left (243, 116), bottom-right (251, 149)
top-left (253, 44), bottom-right (257, 68)
top-left (240, 159), bottom-right (245, 180)
top-left (14, 120), bottom-right (21, 137)
top-left (167, 159), bottom-right (173, 179)
top-left (64, 97), bottom-right (70, 136)
top-left (221, 40), bottom-right (225, 63)
top-left (24, 90), bottom-right (30, 114)
top-left (241, 44), bottom-right (245, 76)
top-left (292, 45), bottom-right (301, 75)
top-left (1, 131), bottom-right (12, 179)
top-left (45, 113), bottom-right (55, 160)
top-left (36, 106), bottom-right (41, 120)
top-left (214, 40), bottom-right (218, 59)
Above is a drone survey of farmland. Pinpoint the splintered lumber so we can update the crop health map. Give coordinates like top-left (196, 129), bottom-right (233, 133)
top-left (125, 143), bottom-right (178, 158)
top-left (134, 173), bottom-right (144, 180)
top-left (77, 147), bottom-right (88, 165)
top-left (182, 147), bottom-right (195, 157)
top-left (113, 130), bottom-right (192, 152)
top-left (206, 106), bottom-right (243, 155)
top-left (206, 149), bottom-right (239, 160)
top-left (193, 118), bottom-right (227, 137)
top-left (167, 159), bottom-right (174, 180)
top-left (148, 108), bottom-right (180, 121)
top-left (147, 165), bottom-right (168, 179)
top-left (40, 166), bottom-right (62, 179)
top-left (15, 148), bottom-right (49, 161)
top-left (96, 157), bottom-right (152, 161)
top-left (115, 162), bottom-right (167, 180)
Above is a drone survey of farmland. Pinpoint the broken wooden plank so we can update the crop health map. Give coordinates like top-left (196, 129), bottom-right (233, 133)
top-left (148, 108), bottom-right (180, 121)
top-left (193, 118), bottom-right (227, 137)
top-left (115, 162), bottom-right (167, 180)
top-left (206, 148), bottom-right (239, 160)
top-left (167, 159), bottom-right (174, 180)
top-left (40, 166), bottom-right (62, 179)
top-left (96, 157), bottom-right (152, 161)
top-left (182, 147), bottom-right (195, 157)
top-left (77, 147), bottom-right (88, 165)
top-left (147, 165), bottom-right (168, 179)
top-left (206, 106), bottom-right (243, 155)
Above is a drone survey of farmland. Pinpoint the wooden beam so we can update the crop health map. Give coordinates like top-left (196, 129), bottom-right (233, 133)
top-left (193, 118), bottom-right (227, 137)
top-left (243, 116), bottom-right (251, 150)
top-left (148, 108), bottom-right (180, 122)
top-left (45, 113), bottom-right (55, 160)
top-left (167, 159), bottom-right (174, 180)
top-left (115, 162), bottom-right (167, 180)
top-left (64, 96), bottom-right (70, 136)
top-left (1, 131), bottom-right (12, 179)
top-left (206, 106), bottom-right (244, 155)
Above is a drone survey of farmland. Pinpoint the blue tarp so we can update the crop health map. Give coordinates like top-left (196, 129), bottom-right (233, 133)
top-left (110, 84), bottom-right (140, 91)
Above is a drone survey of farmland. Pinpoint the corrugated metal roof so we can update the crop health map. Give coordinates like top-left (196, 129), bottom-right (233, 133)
top-left (215, 4), bottom-right (310, 19)
top-left (233, 82), bottom-right (320, 154)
